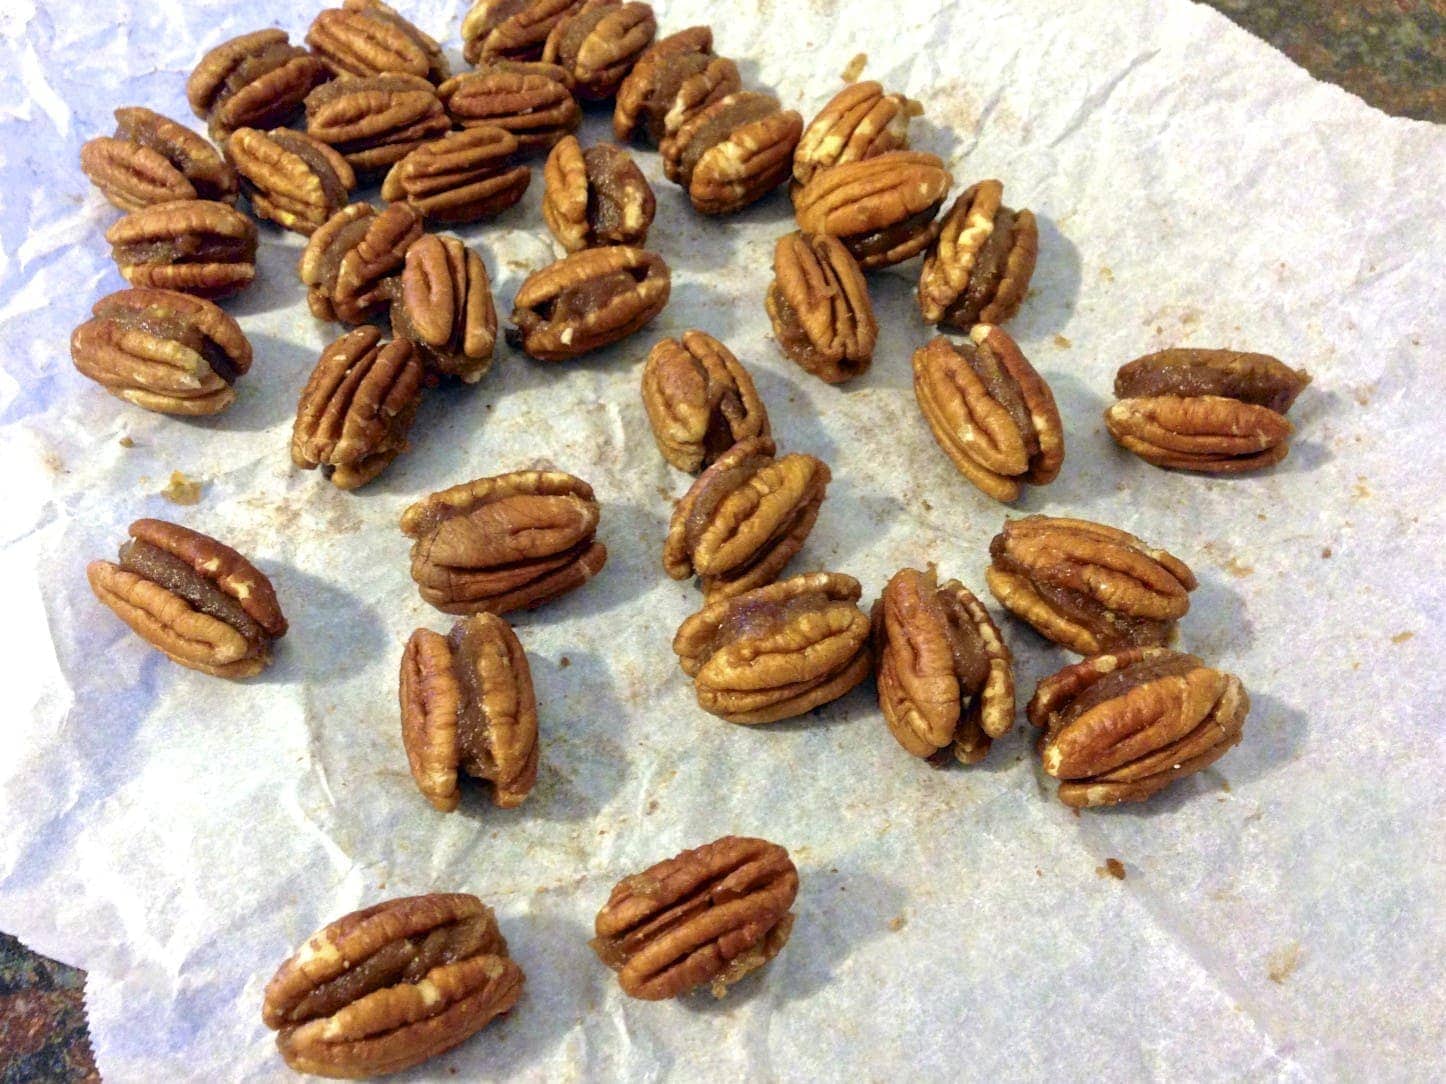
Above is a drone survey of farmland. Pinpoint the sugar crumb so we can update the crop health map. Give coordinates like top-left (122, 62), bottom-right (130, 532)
top-left (1391, 631), bottom-right (1415, 645)
top-left (1095, 858), bottom-right (1126, 880)
top-left (118, 435), bottom-right (135, 448)
top-left (1052, 334), bottom-right (1072, 349)
top-left (1224, 556), bottom-right (1254, 578)
top-left (161, 471), bottom-right (204, 505)
top-left (840, 52), bottom-right (867, 81)
top-left (1266, 941), bottom-right (1302, 983)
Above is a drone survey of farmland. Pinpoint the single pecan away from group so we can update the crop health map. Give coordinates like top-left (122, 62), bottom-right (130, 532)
top-left (462, 0), bottom-right (586, 65)
top-left (439, 65), bottom-right (582, 154)
top-left (389, 234), bottom-right (499, 383)
top-left (298, 201), bottom-right (425, 322)
top-left (307, 0), bottom-right (450, 84)
top-left (382, 126), bottom-right (532, 224)
top-left (792, 80), bottom-right (914, 190)
top-left (305, 73), bottom-right (451, 174)
top-left (226, 127), bottom-right (358, 235)
top-left (766, 230), bottom-right (877, 383)
top-left (186, 29), bottom-right (329, 139)
top-left (262, 893), bottom-right (523, 1077)
top-left (87, 518), bottom-right (287, 678)
top-left (794, 150), bottom-right (951, 270)
top-left (80, 106), bottom-right (238, 211)
top-left (592, 836), bottom-right (798, 999)
top-left (541, 135), bottom-right (655, 251)
top-left (542, 0), bottom-right (656, 100)
top-left (507, 245), bottom-right (670, 360)
top-left (919, 179), bottom-right (1038, 330)
top-left (1028, 647), bottom-right (1250, 807)
top-left (612, 25), bottom-right (739, 146)
top-left (105, 199), bottom-right (257, 300)
top-left (641, 329), bottom-right (769, 473)
top-left (661, 91), bottom-right (801, 215)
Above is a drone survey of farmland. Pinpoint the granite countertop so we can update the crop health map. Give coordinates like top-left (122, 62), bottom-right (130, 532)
top-left (1, 1), bottom-right (1441, 1080)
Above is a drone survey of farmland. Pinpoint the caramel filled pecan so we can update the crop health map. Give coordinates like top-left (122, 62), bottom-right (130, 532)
top-left (226, 127), bottom-right (357, 235)
top-left (542, 0), bottom-right (656, 99)
top-left (299, 202), bottom-right (424, 322)
top-left (105, 199), bottom-right (257, 300)
top-left (305, 73), bottom-right (451, 174)
top-left (661, 91), bottom-right (801, 214)
top-left (541, 136), bottom-right (654, 251)
top-left (389, 234), bottom-right (499, 383)
top-left (765, 230), bottom-right (877, 383)
top-left (507, 245), bottom-right (670, 360)
top-left (382, 126), bottom-right (532, 224)
top-left (613, 25), bottom-right (739, 146)
top-left (794, 150), bottom-right (950, 269)
top-left (793, 81), bottom-right (912, 189)
top-left (187, 29), bottom-right (329, 139)
top-left (439, 64), bottom-right (581, 154)
top-left (307, 0), bottom-right (450, 84)
top-left (462, 0), bottom-right (586, 65)
top-left (919, 179), bottom-right (1038, 330)
top-left (641, 329), bottom-right (769, 473)
top-left (80, 107), bottom-right (238, 211)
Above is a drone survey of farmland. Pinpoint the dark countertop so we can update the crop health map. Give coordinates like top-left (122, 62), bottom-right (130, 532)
top-left (1, 2), bottom-right (1441, 1081)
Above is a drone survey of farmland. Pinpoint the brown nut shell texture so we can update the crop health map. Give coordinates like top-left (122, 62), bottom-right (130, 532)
top-left (105, 199), bottom-right (257, 300)
top-left (873, 566), bottom-right (1014, 765)
top-left (307, 0), bottom-right (450, 85)
top-left (793, 80), bottom-right (913, 189)
top-left (794, 150), bottom-right (950, 270)
top-left (187, 29), bottom-right (329, 139)
top-left (592, 836), bottom-right (798, 1000)
top-left (382, 126), bottom-right (532, 224)
top-left (401, 470), bottom-right (607, 615)
top-left (661, 91), bottom-right (801, 215)
top-left (641, 329), bottom-right (769, 474)
top-left (919, 179), bottom-right (1038, 330)
top-left (262, 893), bottom-right (523, 1078)
top-left (912, 327), bottom-right (1064, 502)
top-left (305, 74), bottom-right (451, 174)
top-left (80, 106), bottom-right (238, 211)
top-left (299, 201), bottom-right (425, 322)
top-left (508, 245), bottom-right (669, 360)
top-left (1028, 647), bottom-right (1250, 808)
top-left (766, 230), bottom-right (877, 383)
top-left (462, 0), bottom-right (586, 65)
top-left (541, 135), bottom-right (655, 251)
top-left (87, 518), bottom-right (287, 678)
top-left (439, 65), bottom-right (581, 154)
top-left (613, 25), bottom-right (739, 146)
top-left (390, 234), bottom-right (499, 384)
top-left (226, 127), bottom-right (358, 235)
top-left (673, 571), bottom-right (872, 725)
top-left (987, 516), bottom-right (1197, 656)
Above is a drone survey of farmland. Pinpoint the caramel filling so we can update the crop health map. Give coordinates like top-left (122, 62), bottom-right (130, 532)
top-left (1055, 653), bottom-right (1199, 730)
top-left (119, 538), bottom-right (261, 642)
top-left (945, 206), bottom-right (1015, 326)
top-left (677, 94), bottom-right (776, 186)
top-left (269, 130), bottom-right (348, 210)
top-left (848, 201), bottom-right (941, 261)
top-left (112, 235), bottom-right (252, 268)
top-left (217, 42), bottom-right (300, 110)
top-left (935, 591), bottom-right (990, 693)
top-left (584, 146), bottom-right (644, 243)
top-left (108, 307), bottom-right (240, 384)
top-left (1115, 357), bottom-right (1305, 412)
top-left (962, 338), bottom-right (1039, 459)
top-left (448, 618), bottom-right (496, 779)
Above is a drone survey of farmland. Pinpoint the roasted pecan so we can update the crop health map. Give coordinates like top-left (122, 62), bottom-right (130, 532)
top-left (1027, 648), bottom-right (1249, 807)
top-left (592, 836), bottom-right (798, 999)
top-left (305, 74), bottom-right (451, 175)
top-left (438, 65), bottom-right (581, 153)
top-left (663, 437), bottom-right (830, 602)
top-left (541, 0), bottom-right (655, 100)
top-left (873, 566), bottom-right (1013, 764)
top-left (307, 0), bottom-right (449, 84)
top-left (507, 245), bottom-right (669, 360)
top-left (673, 571), bottom-right (872, 724)
top-left (292, 327), bottom-right (423, 489)
top-left (70, 287), bottom-right (251, 415)
top-left (765, 230), bottom-right (876, 383)
top-left (919, 179), bottom-right (1038, 330)
top-left (794, 150), bottom-right (950, 270)
top-left (912, 328), bottom-right (1064, 501)
top-left (987, 516), bottom-right (1197, 656)
top-left (461, 0), bottom-right (586, 64)
top-left (400, 613), bottom-right (538, 811)
top-left (1105, 349), bottom-right (1312, 473)
top-left (105, 199), bottom-right (257, 300)
top-left (226, 127), bottom-right (357, 235)
top-left (660, 91), bottom-right (801, 215)
top-left (541, 136), bottom-right (654, 250)
top-left (299, 202), bottom-right (424, 322)
top-left (401, 470), bottom-right (607, 614)
top-left (87, 518), bottom-right (286, 678)
top-left (80, 107), bottom-right (238, 211)
top-left (613, 26), bottom-right (739, 146)
top-left (389, 234), bottom-right (498, 383)
top-left (793, 81), bottom-right (912, 190)
top-left (381, 126), bottom-right (531, 223)
top-left (641, 330), bottom-right (769, 473)
top-left (187, 29), bottom-right (329, 140)
top-left (262, 893), bottom-right (523, 1077)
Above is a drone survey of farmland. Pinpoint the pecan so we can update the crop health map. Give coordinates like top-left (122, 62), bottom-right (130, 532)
top-left (793, 150), bottom-right (950, 270)
top-left (186, 29), bottom-right (329, 140)
top-left (541, 136), bottom-right (654, 250)
top-left (542, 0), bottom-right (656, 100)
top-left (399, 614), bottom-right (538, 811)
top-left (765, 230), bottom-right (876, 383)
top-left (912, 327), bottom-right (1064, 501)
top-left (80, 107), bottom-right (238, 211)
top-left (461, 0), bottom-right (586, 65)
top-left (987, 516), bottom-right (1197, 656)
top-left (660, 91), bottom-right (801, 215)
top-left (673, 571), bottom-right (872, 724)
top-left (663, 436), bottom-right (830, 602)
top-left (105, 199), bottom-right (257, 300)
top-left (438, 65), bottom-right (581, 154)
top-left (262, 893), bottom-right (523, 1077)
top-left (591, 836), bottom-right (798, 999)
top-left (298, 202), bottom-right (424, 322)
top-left (87, 518), bottom-right (286, 678)
top-left (641, 330), bottom-right (769, 473)
top-left (305, 74), bottom-right (451, 175)
top-left (401, 470), bottom-right (607, 615)
top-left (1105, 349), bottom-right (1312, 473)
top-left (1027, 648), bottom-right (1249, 807)
top-left (389, 234), bottom-right (499, 384)
top-left (226, 127), bottom-right (357, 235)
top-left (307, 0), bottom-right (449, 84)
top-left (507, 245), bottom-right (670, 360)
top-left (70, 287), bottom-right (251, 415)
top-left (292, 327), bottom-right (423, 489)
top-left (613, 26), bottom-right (740, 146)
top-left (872, 566), bottom-right (1013, 764)
top-left (918, 179), bottom-right (1038, 330)
top-left (381, 126), bottom-right (531, 224)
top-left (793, 81), bottom-right (912, 189)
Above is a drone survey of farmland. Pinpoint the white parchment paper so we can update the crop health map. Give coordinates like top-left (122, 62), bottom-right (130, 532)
top-left (2, 0), bottom-right (1444, 1079)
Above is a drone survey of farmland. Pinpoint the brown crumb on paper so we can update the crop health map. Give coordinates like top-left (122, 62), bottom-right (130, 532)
top-left (1266, 941), bottom-right (1302, 983)
top-left (1224, 556), bottom-right (1254, 578)
top-left (161, 471), bottom-right (204, 505)
top-left (118, 435), bottom-right (135, 448)
top-left (559, 655), bottom-right (572, 668)
top-left (1321, 547), bottom-right (1332, 558)
top-left (1096, 858), bottom-right (1126, 880)
top-left (1391, 631), bottom-right (1415, 644)
top-left (1098, 266), bottom-right (1114, 282)
top-left (888, 914), bottom-right (906, 932)
top-left (841, 52), bottom-right (867, 81)
top-left (1053, 334), bottom-right (1072, 349)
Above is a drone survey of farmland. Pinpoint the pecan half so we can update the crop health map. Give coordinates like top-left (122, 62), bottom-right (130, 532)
top-left (1028, 648), bottom-right (1249, 807)
top-left (80, 107), bottom-right (238, 211)
top-left (507, 245), bottom-right (670, 360)
top-left (226, 127), bottom-right (357, 235)
top-left (389, 234), bottom-right (498, 383)
top-left (399, 614), bottom-right (538, 811)
top-left (305, 74), bottom-right (451, 175)
top-left (765, 230), bottom-right (876, 383)
top-left (70, 287), bottom-right (251, 415)
top-left (262, 893), bottom-right (523, 1077)
top-left (673, 571), bottom-right (872, 724)
top-left (613, 26), bottom-right (739, 146)
top-left (307, 0), bottom-right (449, 84)
top-left (661, 91), bottom-right (801, 215)
top-left (793, 81), bottom-right (912, 189)
top-left (542, 0), bottom-right (655, 100)
top-left (919, 179), bottom-right (1038, 330)
top-left (439, 65), bottom-right (581, 154)
top-left (1105, 349), bottom-right (1312, 473)
top-left (873, 566), bottom-right (1013, 764)
top-left (592, 836), bottom-right (798, 999)
top-left (794, 150), bottom-right (950, 270)
top-left (87, 518), bottom-right (286, 678)
top-left (187, 29), bottom-right (329, 140)
top-left (462, 0), bottom-right (586, 65)
top-left (292, 327), bottom-right (423, 489)
top-left (912, 327), bottom-right (1064, 501)
top-left (401, 470), bottom-right (607, 615)
top-left (663, 436), bottom-right (830, 602)
top-left (987, 516), bottom-right (1197, 655)
top-left (105, 199), bottom-right (257, 300)
top-left (641, 329), bottom-right (769, 473)
top-left (541, 136), bottom-right (654, 251)
top-left (381, 126), bottom-right (531, 224)
top-left (298, 202), bottom-right (424, 322)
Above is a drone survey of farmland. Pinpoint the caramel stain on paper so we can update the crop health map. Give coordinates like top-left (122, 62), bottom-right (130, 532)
top-left (1352, 384), bottom-right (1375, 406)
top-left (1391, 631), bottom-right (1415, 645)
top-left (1224, 556), bottom-right (1254, 578)
top-left (1266, 941), bottom-right (1303, 983)
top-left (888, 914), bottom-right (907, 932)
top-left (1321, 547), bottom-right (1333, 559)
top-left (43, 451), bottom-right (65, 474)
top-left (1098, 266), bottom-right (1114, 283)
top-left (1352, 476), bottom-right (1371, 499)
top-left (161, 471), bottom-right (204, 505)
top-left (1053, 334), bottom-right (1072, 349)
top-left (840, 52), bottom-right (867, 82)
top-left (1096, 859), bottom-right (1126, 880)
top-left (118, 435), bottom-right (135, 448)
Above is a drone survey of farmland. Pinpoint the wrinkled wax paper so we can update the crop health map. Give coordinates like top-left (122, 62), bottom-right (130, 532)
top-left (1, 0), bottom-right (1444, 1079)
